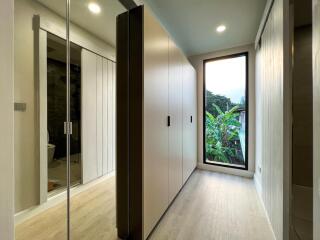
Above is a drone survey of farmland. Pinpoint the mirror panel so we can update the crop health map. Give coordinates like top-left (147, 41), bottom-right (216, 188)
top-left (69, 0), bottom-right (125, 239)
top-left (14, 0), bottom-right (127, 239)
top-left (14, 0), bottom-right (68, 239)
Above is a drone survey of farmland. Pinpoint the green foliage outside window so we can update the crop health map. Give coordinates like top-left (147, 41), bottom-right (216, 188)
top-left (205, 91), bottom-right (245, 164)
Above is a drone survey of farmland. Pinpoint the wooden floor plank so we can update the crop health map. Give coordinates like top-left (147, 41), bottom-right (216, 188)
top-left (16, 170), bottom-right (275, 240)
top-left (149, 170), bottom-right (275, 240)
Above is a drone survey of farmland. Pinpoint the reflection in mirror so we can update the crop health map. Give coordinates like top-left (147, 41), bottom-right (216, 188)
top-left (14, 0), bottom-right (127, 239)
top-left (69, 0), bottom-right (126, 239)
top-left (14, 0), bottom-right (68, 239)
top-left (47, 33), bottom-right (82, 196)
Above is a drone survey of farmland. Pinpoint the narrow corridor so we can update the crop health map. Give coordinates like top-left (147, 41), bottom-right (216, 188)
top-left (150, 170), bottom-right (275, 240)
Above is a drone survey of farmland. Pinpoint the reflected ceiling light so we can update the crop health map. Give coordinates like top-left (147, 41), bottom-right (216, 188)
top-left (88, 2), bottom-right (101, 14)
top-left (216, 25), bottom-right (226, 33)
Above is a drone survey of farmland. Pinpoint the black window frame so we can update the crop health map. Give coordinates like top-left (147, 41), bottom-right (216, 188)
top-left (203, 52), bottom-right (249, 171)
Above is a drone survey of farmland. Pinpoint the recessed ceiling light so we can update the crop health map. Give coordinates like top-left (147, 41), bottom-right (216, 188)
top-left (88, 2), bottom-right (101, 14)
top-left (216, 25), bottom-right (226, 33)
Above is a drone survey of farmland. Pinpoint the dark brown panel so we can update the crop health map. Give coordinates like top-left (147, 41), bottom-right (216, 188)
top-left (116, 11), bottom-right (130, 239)
top-left (119, 0), bottom-right (137, 10)
top-left (128, 6), bottom-right (144, 240)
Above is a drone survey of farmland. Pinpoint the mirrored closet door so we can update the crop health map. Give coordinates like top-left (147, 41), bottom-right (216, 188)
top-left (14, 0), bottom-right (126, 239)
top-left (69, 1), bottom-right (124, 239)
top-left (14, 0), bottom-right (68, 239)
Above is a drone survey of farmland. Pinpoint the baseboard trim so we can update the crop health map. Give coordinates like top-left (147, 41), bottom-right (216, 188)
top-left (197, 162), bottom-right (254, 178)
top-left (15, 172), bottom-right (115, 225)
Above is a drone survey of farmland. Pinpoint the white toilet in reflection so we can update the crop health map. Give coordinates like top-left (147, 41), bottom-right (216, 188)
top-left (47, 131), bottom-right (55, 164)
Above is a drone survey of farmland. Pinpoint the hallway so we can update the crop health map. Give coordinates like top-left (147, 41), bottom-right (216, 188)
top-left (150, 170), bottom-right (275, 240)
top-left (15, 170), bottom-right (275, 240)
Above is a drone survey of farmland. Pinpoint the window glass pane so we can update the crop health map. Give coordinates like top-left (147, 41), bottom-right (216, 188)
top-left (204, 54), bottom-right (247, 169)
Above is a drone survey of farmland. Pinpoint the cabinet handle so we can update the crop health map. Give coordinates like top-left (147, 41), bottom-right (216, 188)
top-left (64, 122), bottom-right (73, 135)
top-left (190, 115), bottom-right (193, 123)
top-left (167, 116), bottom-right (171, 127)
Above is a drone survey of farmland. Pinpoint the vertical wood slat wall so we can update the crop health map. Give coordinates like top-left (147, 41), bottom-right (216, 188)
top-left (82, 49), bottom-right (116, 184)
top-left (313, 0), bottom-right (320, 238)
top-left (143, 8), bottom-right (197, 239)
top-left (255, 0), bottom-right (285, 239)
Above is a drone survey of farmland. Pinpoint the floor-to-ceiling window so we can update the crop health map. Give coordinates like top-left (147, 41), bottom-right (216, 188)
top-left (204, 53), bottom-right (248, 169)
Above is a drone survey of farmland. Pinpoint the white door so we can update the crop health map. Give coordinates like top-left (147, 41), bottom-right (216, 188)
top-left (168, 39), bottom-right (183, 202)
top-left (182, 63), bottom-right (197, 184)
top-left (81, 49), bottom-right (103, 184)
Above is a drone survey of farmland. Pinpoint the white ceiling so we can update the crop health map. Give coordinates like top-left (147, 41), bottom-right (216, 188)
top-left (37, 0), bottom-right (126, 47)
top-left (143, 0), bottom-right (267, 56)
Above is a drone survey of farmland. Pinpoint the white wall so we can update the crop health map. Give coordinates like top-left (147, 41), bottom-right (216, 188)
top-left (313, 0), bottom-right (320, 238)
top-left (0, 0), bottom-right (15, 239)
top-left (255, 0), bottom-right (291, 239)
top-left (189, 44), bottom-right (256, 177)
top-left (14, 0), bottom-right (115, 213)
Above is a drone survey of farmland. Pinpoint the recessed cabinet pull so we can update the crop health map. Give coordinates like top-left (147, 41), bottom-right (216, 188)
top-left (167, 116), bottom-right (171, 127)
top-left (190, 115), bottom-right (193, 123)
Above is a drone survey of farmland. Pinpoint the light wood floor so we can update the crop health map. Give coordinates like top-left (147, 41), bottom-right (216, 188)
top-left (16, 170), bottom-right (275, 240)
top-left (149, 170), bottom-right (275, 240)
top-left (15, 177), bottom-right (118, 240)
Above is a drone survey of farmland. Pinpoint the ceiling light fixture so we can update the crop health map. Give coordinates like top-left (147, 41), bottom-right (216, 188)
top-left (216, 25), bottom-right (226, 33)
top-left (88, 2), bottom-right (101, 14)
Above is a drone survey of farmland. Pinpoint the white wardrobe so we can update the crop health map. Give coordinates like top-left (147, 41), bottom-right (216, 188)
top-left (143, 9), bottom-right (197, 239)
top-left (82, 49), bottom-right (116, 184)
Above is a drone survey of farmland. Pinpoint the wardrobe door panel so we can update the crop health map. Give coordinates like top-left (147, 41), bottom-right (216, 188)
top-left (182, 62), bottom-right (197, 184)
top-left (107, 60), bottom-right (114, 173)
top-left (102, 59), bottom-right (109, 175)
top-left (143, 9), bottom-right (169, 239)
top-left (96, 56), bottom-right (103, 178)
top-left (168, 39), bottom-right (183, 202)
top-left (190, 66), bottom-right (197, 171)
top-left (81, 49), bottom-right (98, 184)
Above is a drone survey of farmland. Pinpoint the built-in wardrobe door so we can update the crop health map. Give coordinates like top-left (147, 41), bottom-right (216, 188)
top-left (182, 62), bottom-right (197, 184)
top-left (168, 39), bottom-right (183, 202)
top-left (143, 9), bottom-right (169, 239)
top-left (190, 66), bottom-right (197, 171)
top-left (81, 49), bottom-right (103, 184)
top-left (107, 60), bottom-right (114, 173)
top-left (102, 58), bottom-right (116, 174)
top-left (102, 59), bottom-right (109, 175)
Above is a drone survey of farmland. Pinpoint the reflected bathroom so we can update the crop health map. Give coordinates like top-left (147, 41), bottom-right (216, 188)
top-left (47, 33), bottom-right (82, 195)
